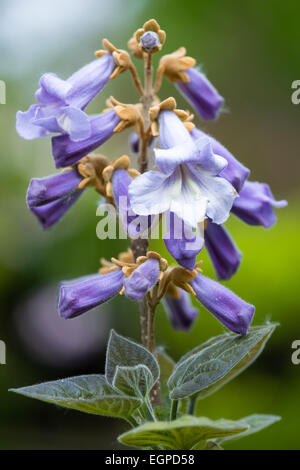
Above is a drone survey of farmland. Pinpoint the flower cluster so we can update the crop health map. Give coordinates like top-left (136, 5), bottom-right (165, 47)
top-left (17, 18), bottom-right (286, 340)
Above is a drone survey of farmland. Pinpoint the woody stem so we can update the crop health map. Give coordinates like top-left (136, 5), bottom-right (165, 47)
top-left (130, 53), bottom-right (154, 347)
top-left (131, 53), bottom-right (161, 407)
top-left (146, 295), bottom-right (161, 406)
top-left (129, 63), bottom-right (144, 96)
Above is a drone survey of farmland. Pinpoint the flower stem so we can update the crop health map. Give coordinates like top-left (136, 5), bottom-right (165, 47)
top-left (170, 399), bottom-right (178, 421)
top-left (142, 398), bottom-right (156, 422)
top-left (130, 50), bottom-right (162, 405)
top-left (129, 63), bottom-right (144, 96)
top-left (188, 395), bottom-right (197, 415)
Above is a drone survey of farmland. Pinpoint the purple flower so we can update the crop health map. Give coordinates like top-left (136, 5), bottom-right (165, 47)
top-left (191, 273), bottom-right (255, 335)
top-left (129, 111), bottom-right (237, 228)
top-left (52, 110), bottom-right (120, 168)
top-left (232, 181), bottom-right (287, 228)
top-left (124, 258), bottom-right (160, 301)
top-left (112, 168), bottom-right (154, 238)
top-left (16, 54), bottom-right (115, 142)
top-left (176, 68), bottom-right (224, 120)
top-left (163, 289), bottom-right (198, 331)
top-left (27, 169), bottom-right (84, 229)
top-left (129, 132), bottom-right (140, 153)
top-left (191, 128), bottom-right (250, 192)
top-left (164, 212), bottom-right (204, 270)
top-left (58, 257), bottom-right (161, 318)
top-left (59, 270), bottom-right (124, 319)
top-left (205, 220), bottom-right (242, 281)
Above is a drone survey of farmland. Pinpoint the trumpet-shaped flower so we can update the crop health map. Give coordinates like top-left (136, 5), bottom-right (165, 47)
top-left (191, 273), bottom-right (255, 335)
top-left (59, 270), bottom-right (124, 319)
top-left (129, 110), bottom-right (237, 228)
top-left (205, 220), bottom-right (242, 280)
top-left (204, 181), bottom-right (287, 280)
top-left (27, 169), bottom-right (84, 229)
top-left (16, 55), bottom-right (115, 142)
top-left (232, 181), bottom-right (287, 228)
top-left (58, 257), bottom-right (161, 318)
top-left (176, 67), bottom-right (224, 120)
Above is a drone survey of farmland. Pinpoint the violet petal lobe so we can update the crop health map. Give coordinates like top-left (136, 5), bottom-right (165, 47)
top-left (17, 55), bottom-right (115, 142)
top-left (164, 212), bottom-right (204, 270)
top-left (112, 169), bottom-right (153, 238)
top-left (29, 190), bottom-right (83, 229)
top-left (52, 110), bottom-right (120, 167)
top-left (175, 67), bottom-right (224, 120)
top-left (232, 181), bottom-right (287, 228)
top-left (124, 258), bottom-right (160, 301)
top-left (65, 54), bottom-right (115, 109)
top-left (27, 169), bottom-right (82, 206)
top-left (163, 289), bottom-right (198, 331)
top-left (205, 220), bottom-right (242, 281)
top-left (191, 273), bottom-right (255, 335)
top-left (26, 169), bottom-right (83, 229)
top-left (191, 127), bottom-right (250, 192)
top-left (58, 269), bottom-right (124, 319)
top-left (16, 105), bottom-right (50, 140)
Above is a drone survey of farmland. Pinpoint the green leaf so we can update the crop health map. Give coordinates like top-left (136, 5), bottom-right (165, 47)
top-left (113, 364), bottom-right (155, 398)
top-left (118, 415), bottom-right (248, 450)
top-left (216, 414), bottom-right (281, 445)
top-left (106, 330), bottom-right (159, 386)
top-left (10, 374), bottom-right (142, 421)
top-left (168, 324), bottom-right (277, 400)
top-left (157, 349), bottom-right (175, 407)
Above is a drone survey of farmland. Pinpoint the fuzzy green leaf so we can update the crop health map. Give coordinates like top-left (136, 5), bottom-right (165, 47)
top-left (168, 324), bottom-right (277, 400)
top-left (118, 415), bottom-right (248, 450)
top-left (106, 330), bottom-right (159, 386)
top-left (216, 414), bottom-right (281, 445)
top-left (10, 374), bottom-right (141, 420)
top-left (113, 364), bottom-right (155, 398)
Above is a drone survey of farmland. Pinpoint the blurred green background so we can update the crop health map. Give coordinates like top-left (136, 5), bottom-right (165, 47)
top-left (0, 0), bottom-right (299, 450)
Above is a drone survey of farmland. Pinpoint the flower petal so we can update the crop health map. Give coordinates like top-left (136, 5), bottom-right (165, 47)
top-left (66, 54), bottom-right (115, 109)
top-left (163, 289), bottom-right (198, 331)
top-left (191, 273), bottom-right (255, 335)
top-left (112, 169), bottom-right (152, 238)
top-left (186, 164), bottom-right (237, 224)
top-left (59, 106), bottom-right (91, 141)
top-left (29, 190), bottom-right (83, 229)
top-left (124, 258), bottom-right (160, 301)
top-left (58, 269), bottom-right (124, 319)
top-left (191, 128), bottom-right (250, 192)
top-left (27, 169), bottom-right (82, 207)
top-left (38, 73), bottom-right (72, 103)
top-left (155, 112), bottom-right (227, 175)
top-left (164, 212), bottom-right (204, 270)
top-left (16, 105), bottom-right (49, 140)
top-left (52, 110), bottom-right (120, 167)
top-left (205, 221), bottom-right (242, 280)
top-left (176, 67), bottom-right (224, 120)
top-left (232, 181), bottom-right (287, 228)
top-left (129, 169), bottom-right (181, 216)
top-left (159, 110), bottom-right (191, 148)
